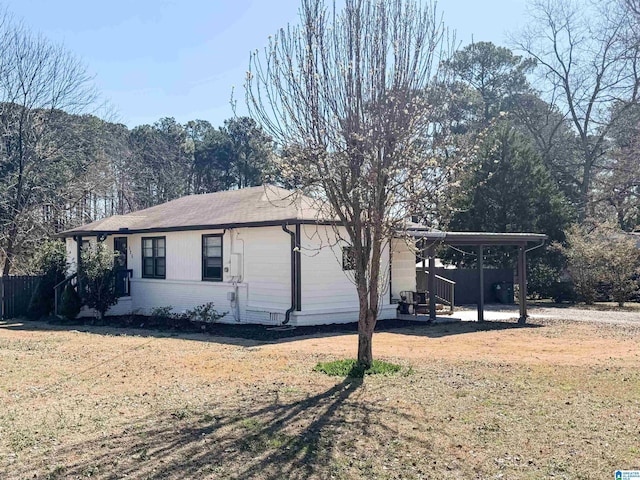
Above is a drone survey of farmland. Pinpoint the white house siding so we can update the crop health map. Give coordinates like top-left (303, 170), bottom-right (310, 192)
top-left (293, 225), bottom-right (394, 326)
top-left (390, 238), bottom-right (417, 301)
top-left (129, 278), bottom-right (246, 321)
top-left (239, 226), bottom-right (291, 315)
top-left (116, 229), bottom-right (254, 321)
top-left (67, 224), bottom-right (405, 325)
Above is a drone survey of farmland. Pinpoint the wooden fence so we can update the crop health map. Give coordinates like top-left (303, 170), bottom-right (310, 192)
top-left (0, 275), bottom-right (42, 320)
top-left (417, 268), bottom-right (513, 305)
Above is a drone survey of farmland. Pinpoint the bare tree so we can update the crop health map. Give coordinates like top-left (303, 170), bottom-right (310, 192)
top-left (246, 0), bottom-right (454, 367)
top-left (0, 16), bottom-right (98, 275)
top-left (624, 0), bottom-right (640, 18)
top-left (514, 0), bottom-right (640, 220)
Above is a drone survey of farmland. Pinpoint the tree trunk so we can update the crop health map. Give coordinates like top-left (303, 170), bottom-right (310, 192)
top-left (2, 224), bottom-right (18, 276)
top-left (357, 311), bottom-right (376, 369)
top-left (356, 270), bottom-right (380, 369)
top-left (357, 328), bottom-right (373, 368)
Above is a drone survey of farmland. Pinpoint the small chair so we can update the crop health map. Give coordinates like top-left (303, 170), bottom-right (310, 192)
top-left (399, 291), bottom-right (429, 316)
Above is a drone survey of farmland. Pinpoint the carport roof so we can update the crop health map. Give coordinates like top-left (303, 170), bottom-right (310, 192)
top-left (406, 230), bottom-right (548, 246)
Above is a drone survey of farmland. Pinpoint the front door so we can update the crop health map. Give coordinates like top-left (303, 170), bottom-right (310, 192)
top-left (114, 237), bottom-right (128, 269)
top-left (114, 237), bottom-right (128, 296)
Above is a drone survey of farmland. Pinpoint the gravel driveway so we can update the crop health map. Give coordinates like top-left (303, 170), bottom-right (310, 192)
top-left (530, 305), bottom-right (640, 325)
top-left (453, 304), bottom-right (640, 325)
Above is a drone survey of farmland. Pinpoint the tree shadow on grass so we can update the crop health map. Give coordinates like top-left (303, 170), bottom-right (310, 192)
top-left (0, 316), bottom-right (543, 348)
top-left (19, 377), bottom-right (433, 480)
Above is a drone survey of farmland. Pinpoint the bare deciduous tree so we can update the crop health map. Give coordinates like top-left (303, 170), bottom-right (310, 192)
top-left (514, 0), bottom-right (640, 220)
top-left (0, 15), bottom-right (98, 275)
top-left (246, 0), bottom-right (455, 367)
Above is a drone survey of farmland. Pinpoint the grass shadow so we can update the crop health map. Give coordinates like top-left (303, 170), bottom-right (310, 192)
top-left (0, 315), bottom-right (543, 349)
top-left (13, 376), bottom-right (431, 479)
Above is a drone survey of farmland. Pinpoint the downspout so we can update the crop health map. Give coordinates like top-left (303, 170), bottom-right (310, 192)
top-left (525, 239), bottom-right (546, 254)
top-left (282, 224), bottom-right (296, 325)
top-left (295, 223), bottom-right (302, 312)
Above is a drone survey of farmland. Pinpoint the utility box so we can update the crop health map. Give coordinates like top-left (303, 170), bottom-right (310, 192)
top-left (229, 253), bottom-right (242, 278)
top-left (227, 291), bottom-right (236, 301)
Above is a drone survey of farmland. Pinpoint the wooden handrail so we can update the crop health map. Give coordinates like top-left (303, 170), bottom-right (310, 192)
top-left (434, 274), bottom-right (455, 285)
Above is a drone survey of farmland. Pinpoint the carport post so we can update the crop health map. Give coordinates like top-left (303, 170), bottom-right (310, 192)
top-left (518, 244), bottom-right (527, 324)
top-left (477, 245), bottom-right (484, 322)
top-left (428, 246), bottom-right (436, 321)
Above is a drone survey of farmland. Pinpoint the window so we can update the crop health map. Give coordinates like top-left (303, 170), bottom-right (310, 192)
top-left (202, 234), bottom-right (223, 281)
top-left (342, 246), bottom-right (356, 271)
top-left (142, 237), bottom-right (166, 279)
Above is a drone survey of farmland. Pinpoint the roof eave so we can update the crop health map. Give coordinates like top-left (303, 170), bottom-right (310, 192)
top-left (57, 218), bottom-right (339, 238)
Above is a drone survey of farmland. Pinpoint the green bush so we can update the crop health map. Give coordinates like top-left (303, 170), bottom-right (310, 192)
top-left (148, 303), bottom-right (226, 330)
top-left (314, 359), bottom-right (403, 378)
top-left (80, 243), bottom-right (119, 319)
top-left (556, 224), bottom-right (640, 306)
top-left (28, 240), bottom-right (67, 319)
top-left (59, 283), bottom-right (82, 320)
top-left (150, 305), bottom-right (174, 320)
top-left (185, 302), bottom-right (226, 323)
top-left (549, 281), bottom-right (577, 304)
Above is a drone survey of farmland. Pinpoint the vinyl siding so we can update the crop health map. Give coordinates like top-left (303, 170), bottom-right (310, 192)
top-left (390, 238), bottom-right (417, 300)
top-left (68, 224), bottom-right (401, 325)
top-left (298, 225), bottom-right (392, 319)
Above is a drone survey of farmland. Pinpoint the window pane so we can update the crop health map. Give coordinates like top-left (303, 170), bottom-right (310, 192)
top-left (143, 238), bottom-right (153, 258)
top-left (143, 257), bottom-right (154, 276)
top-left (343, 246), bottom-right (355, 271)
top-left (155, 239), bottom-right (165, 257)
top-left (206, 258), bottom-right (222, 268)
top-left (205, 236), bottom-right (221, 247)
top-left (155, 257), bottom-right (165, 277)
top-left (206, 246), bottom-right (222, 258)
top-left (205, 266), bottom-right (222, 279)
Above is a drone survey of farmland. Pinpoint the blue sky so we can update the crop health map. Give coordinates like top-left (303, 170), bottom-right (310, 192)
top-left (6, 0), bottom-right (527, 128)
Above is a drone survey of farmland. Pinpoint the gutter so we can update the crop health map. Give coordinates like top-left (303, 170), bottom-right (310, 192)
top-left (57, 219), bottom-right (341, 238)
top-left (282, 224), bottom-right (297, 325)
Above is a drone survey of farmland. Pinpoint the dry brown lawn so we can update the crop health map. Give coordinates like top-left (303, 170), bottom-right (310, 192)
top-left (1, 317), bottom-right (639, 479)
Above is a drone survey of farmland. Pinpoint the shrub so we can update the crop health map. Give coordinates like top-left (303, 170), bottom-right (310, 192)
top-left (602, 238), bottom-right (640, 307)
top-left (314, 359), bottom-right (403, 378)
top-left (549, 281), bottom-right (577, 304)
top-left (59, 283), bottom-right (82, 320)
top-left (80, 243), bottom-right (119, 319)
top-left (150, 305), bottom-right (174, 320)
top-left (556, 224), bottom-right (640, 306)
top-left (146, 304), bottom-right (225, 330)
top-left (528, 261), bottom-right (562, 299)
top-left (185, 302), bottom-right (226, 323)
top-left (28, 239), bottom-right (67, 319)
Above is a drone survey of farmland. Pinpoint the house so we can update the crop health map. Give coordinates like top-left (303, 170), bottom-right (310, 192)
top-left (60, 185), bottom-right (417, 325)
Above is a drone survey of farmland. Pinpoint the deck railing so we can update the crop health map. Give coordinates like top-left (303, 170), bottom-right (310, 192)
top-left (430, 273), bottom-right (455, 313)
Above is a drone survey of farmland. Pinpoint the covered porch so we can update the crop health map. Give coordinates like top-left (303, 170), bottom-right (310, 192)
top-left (403, 231), bottom-right (547, 324)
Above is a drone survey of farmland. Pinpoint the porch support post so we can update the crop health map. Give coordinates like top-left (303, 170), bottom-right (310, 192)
top-left (518, 244), bottom-right (527, 324)
top-left (428, 246), bottom-right (436, 322)
top-left (76, 235), bottom-right (83, 294)
top-left (477, 245), bottom-right (484, 322)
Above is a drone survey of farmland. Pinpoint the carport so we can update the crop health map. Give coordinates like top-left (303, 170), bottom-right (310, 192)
top-left (406, 231), bottom-right (547, 323)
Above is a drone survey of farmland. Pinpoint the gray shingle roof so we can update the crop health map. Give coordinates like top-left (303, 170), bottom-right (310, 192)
top-left (60, 185), bottom-right (327, 236)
